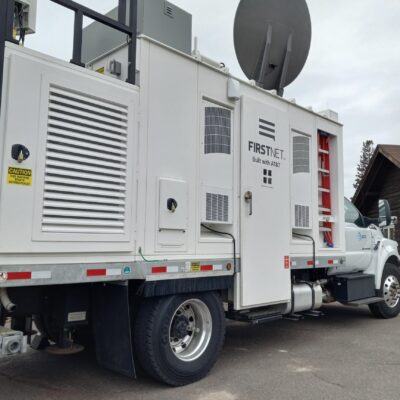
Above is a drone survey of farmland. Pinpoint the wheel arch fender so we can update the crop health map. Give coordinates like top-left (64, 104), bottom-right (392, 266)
top-left (373, 241), bottom-right (400, 290)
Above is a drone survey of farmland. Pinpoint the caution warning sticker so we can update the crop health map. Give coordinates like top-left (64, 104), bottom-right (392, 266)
top-left (7, 167), bottom-right (32, 186)
top-left (191, 262), bottom-right (201, 272)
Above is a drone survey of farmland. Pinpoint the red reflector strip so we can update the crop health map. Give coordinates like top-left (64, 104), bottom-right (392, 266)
top-left (307, 261), bottom-right (314, 266)
top-left (87, 269), bottom-right (106, 277)
top-left (7, 272), bottom-right (32, 280)
top-left (201, 265), bottom-right (213, 272)
top-left (152, 266), bottom-right (167, 274)
top-left (328, 260), bottom-right (334, 265)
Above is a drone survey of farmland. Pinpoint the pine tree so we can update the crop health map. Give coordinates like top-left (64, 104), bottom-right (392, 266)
top-left (353, 140), bottom-right (375, 191)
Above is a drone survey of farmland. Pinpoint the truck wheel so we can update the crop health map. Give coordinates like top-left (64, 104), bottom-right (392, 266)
top-left (134, 292), bottom-right (225, 386)
top-left (369, 263), bottom-right (400, 319)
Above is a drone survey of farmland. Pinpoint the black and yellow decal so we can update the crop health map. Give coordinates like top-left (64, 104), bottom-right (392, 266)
top-left (7, 167), bottom-right (32, 186)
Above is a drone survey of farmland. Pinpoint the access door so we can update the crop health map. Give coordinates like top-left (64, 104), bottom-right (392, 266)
top-left (240, 96), bottom-right (291, 308)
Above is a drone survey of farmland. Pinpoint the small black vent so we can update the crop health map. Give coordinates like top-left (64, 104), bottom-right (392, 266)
top-left (164, 3), bottom-right (174, 18)
top-left (204, 107), bottom-right (231, 154)
top-left (259, 118), bottom-right (276, 141)
top-left (293, 135), bottom-right (310, 174)
top-left (206, 193), bottom-right (229, 223)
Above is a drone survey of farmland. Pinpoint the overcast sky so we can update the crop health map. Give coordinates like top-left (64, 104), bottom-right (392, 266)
top-left (26, 0), bottom-right (400, 198)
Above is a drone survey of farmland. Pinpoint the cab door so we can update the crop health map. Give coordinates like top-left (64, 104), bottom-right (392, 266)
top-left (344, 198), bottom-right (373, 270)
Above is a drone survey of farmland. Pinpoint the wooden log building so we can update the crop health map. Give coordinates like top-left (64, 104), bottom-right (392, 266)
top-left (353, 145), bottom-right (400, 240)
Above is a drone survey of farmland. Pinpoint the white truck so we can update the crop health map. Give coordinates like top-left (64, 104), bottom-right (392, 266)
top-left (0, 0), bottom-right (399, 387)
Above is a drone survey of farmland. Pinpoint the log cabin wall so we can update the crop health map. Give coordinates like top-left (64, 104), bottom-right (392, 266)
top-left (354, 146), bottom-right (400, 241)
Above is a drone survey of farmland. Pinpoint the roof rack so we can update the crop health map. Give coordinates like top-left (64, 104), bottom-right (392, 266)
top-left (0, 0), bottom-right (138, 112)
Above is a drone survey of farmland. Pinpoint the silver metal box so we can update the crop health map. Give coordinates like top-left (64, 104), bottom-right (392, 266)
top-left (82, 0), bottom-right (192, 64)
top-left (0, 326), bottom-right (26, 357)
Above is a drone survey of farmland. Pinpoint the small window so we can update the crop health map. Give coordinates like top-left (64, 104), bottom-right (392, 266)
top-left (204, 106), bottom-right (231, 154)
top-left (344, 198), bottom-right (364, 227)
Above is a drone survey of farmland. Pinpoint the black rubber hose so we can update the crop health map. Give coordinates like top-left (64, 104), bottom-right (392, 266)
top-left (201, 224), bottom-right (237, 271)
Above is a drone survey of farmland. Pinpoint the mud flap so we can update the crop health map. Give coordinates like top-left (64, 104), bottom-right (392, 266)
top-left (92, 282), bottom-right (136, 378)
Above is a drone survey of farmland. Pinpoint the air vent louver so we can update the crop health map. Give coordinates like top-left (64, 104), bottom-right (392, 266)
top-left (295, 204), bottom-right (310, 229)
top-left (42, 85), bottom-right (128, 234)
top-left (293, 135), bottom-right (310, 174)
top-left (164, 3), bottom-right (174, 18)
top-left (204, 107), bottom-right (231, 155)
top-left (206, 193), bottom-right (229, 223)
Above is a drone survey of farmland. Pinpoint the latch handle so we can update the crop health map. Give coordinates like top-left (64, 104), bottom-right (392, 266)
top-left (244, 191), bottom-right (253, 216)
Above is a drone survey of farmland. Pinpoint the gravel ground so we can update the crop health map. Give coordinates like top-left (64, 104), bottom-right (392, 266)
top-left (1, 304), bottom-right (400, 400)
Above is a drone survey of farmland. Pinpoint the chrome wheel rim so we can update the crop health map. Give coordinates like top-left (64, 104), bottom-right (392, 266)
top-left (169, 299), bottom-right (212, 362)
top-left (383, 275), bottom-right (400, 308)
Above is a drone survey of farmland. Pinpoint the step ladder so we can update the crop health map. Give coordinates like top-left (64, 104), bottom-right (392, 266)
top-left (318, 132), bottom-right (334, 248)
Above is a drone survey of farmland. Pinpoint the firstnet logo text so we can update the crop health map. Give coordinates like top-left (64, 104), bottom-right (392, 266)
top-left (248, 141), bottom-right (284, 160)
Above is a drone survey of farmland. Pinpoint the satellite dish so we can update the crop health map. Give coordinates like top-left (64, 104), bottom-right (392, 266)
top-left (234, 0), bottom-right (312, 96)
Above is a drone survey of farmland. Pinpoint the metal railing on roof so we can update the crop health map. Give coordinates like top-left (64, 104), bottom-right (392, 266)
top-left (0, 0), bottom-right (138, 112)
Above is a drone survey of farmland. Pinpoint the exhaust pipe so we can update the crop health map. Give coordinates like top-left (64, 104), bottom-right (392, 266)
top-left (0, 288), bottom-right (16, 312)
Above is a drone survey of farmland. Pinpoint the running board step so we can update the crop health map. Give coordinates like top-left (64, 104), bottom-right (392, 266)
top-left (346, 297), bottom-right (383, 306)
top-left (227, 310), bottom-right (282, 325)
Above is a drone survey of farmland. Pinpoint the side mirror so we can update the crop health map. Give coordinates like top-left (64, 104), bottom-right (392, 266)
top-left (379, 199), bottom-right (392, 227)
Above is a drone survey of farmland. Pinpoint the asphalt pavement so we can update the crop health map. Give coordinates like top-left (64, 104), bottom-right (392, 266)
top-left (1, 304), bottom-right (400, 400)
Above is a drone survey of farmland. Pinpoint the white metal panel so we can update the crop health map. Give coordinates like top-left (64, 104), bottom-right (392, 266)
top-left (344, 223), bottom-right (373, 271)
top-left (142, 42), bottom-right (197, 254)
top-left (240, 95), bottom-right (291, 307)
top-left (196, 64), bottom-right (240, 259)
top-left (158, 178), bottom-right (188, 231)
top-left (0, 45), bottom-right (138, 254)
top-left (200, 100), bottom-right (234, 225)
top-left (291, 129), bottom-right (312, 230)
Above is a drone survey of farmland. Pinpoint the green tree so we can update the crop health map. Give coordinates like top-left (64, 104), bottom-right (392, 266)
top-left (353, 140), bottom-right (375, 191)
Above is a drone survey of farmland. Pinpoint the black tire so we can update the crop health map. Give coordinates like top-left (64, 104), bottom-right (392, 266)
top-left (134, 292), bottom-right (225, 386)
top-left (369, 263), bottom-right (400, 319)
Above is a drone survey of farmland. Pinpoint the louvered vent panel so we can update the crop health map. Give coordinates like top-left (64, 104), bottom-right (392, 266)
top-left (164, 3), bottom-right (174, 18)
top-left (295, 205), bottom-right (310, 229)
top-left (204, 107), bottom-right (231, 155)
top-left (42, 85), bottom-right (128, 234)
top-left (293, 136), bottom-right (310, 174)
top-left (206, 193), bottom-right (229, 223)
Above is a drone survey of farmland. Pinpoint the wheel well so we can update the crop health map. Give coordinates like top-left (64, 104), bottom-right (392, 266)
top-left (386, 256), bottom-right (400, 268)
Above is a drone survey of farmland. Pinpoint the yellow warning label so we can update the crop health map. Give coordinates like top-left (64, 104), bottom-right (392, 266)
top-left (7, 167), bottom-right (32, 186)
top-left (191, 262), bottom-right (201, 272)
top-left (96, 66), bottom-right (105, 74)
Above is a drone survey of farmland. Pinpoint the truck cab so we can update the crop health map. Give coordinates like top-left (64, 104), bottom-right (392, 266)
top-left (341, 198), bottom-right (400, 310)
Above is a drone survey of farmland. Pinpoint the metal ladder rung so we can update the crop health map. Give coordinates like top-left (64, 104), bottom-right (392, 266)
top-left (319, 215), bottom-right (336, 223)
top-left (319, 148), bottom-right (329, 155)
top-left (319, 227), bottom-right (332, 232)
top-left (318, 187), bottom-right (330, 193)
top-left (318, 168), bottom-right (330, 174)
top-left (319, 207), bottom-right (331, 213)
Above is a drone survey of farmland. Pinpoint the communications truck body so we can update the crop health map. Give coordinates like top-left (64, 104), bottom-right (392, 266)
top-left (0, 0), bottom-right (399, 386)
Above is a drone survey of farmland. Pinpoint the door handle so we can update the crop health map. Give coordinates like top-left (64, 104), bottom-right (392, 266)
top-left (244, 191), bottom-right (253, 216)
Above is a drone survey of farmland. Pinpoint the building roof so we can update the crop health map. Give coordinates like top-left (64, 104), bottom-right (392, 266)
top-left (353, 145), bottom-right (400, 205)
